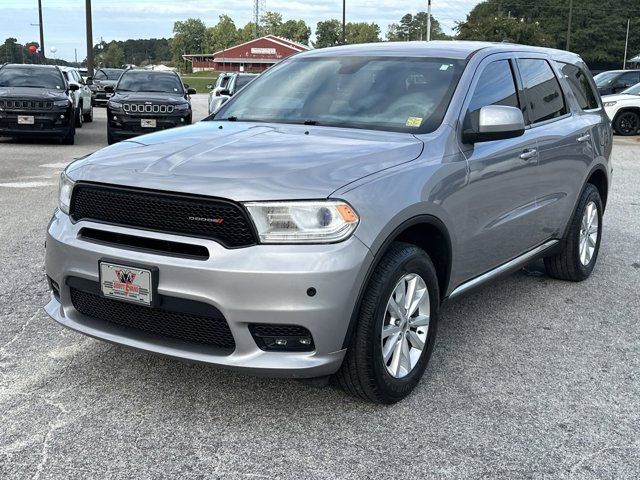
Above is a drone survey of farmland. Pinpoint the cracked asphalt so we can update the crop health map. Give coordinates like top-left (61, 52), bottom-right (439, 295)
top-left (1, 97), bottom-right (639, 479)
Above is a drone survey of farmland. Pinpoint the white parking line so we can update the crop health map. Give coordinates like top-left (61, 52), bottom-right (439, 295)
top-left (0, 181), bottom-right (56, 188)
top-left (39, 163), bottom-right (69, 168)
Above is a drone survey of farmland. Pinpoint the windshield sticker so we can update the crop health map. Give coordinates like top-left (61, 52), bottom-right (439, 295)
top-left (440, 64), bottom-right (451, 71)
top-left (406, 117), bottom-right (423, 128)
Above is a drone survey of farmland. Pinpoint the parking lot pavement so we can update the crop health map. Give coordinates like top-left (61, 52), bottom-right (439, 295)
top-left (0, 110), bottom-right (638, 479)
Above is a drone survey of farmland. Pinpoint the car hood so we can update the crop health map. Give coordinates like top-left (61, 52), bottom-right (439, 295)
top-left (601, 93), bottom-right (640, 103)
top-left (93, 79), bottom-right (118, 86)
top-left (111, 92), bottom-right (186, 104)
top-left (0, 87), bottom-right (66, 99)
top-left (68, 121), bottom-right (424, 201)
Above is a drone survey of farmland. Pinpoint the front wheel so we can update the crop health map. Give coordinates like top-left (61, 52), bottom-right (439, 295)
top-left (613, 111), bottom-right (640, 136)
top-left (107, 128), bottom-right (118, 145)
top-left (83, 105), bottom-right (93, 123)
top-left (336, 242), bottom-right (440, 404)
top-left (75, 104), bottom-right (83, 128)
top-left (544, 183), bottom-right (603, 281)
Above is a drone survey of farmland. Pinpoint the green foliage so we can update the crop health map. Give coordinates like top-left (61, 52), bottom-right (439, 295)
top-left (206, 15), bottom-right (239, 53)
top-left (171, 18), bottom-right (207, 72)
top-left (261, 11), bottom-right (284, 36)
top-left (315, 20), bottom-right (382, 48)
top-left (314, 20), bottom-right (343, 48)
top-left (456, 0), bottom-right (640, 70)
top-left (387, 12), bottom-right (449, 41)
top-left (279, 20), bottom-right (312, 45)
top-left (346, 22), bottom-right (382, 44)
top-left (98, 42), bottom-right (126, 68)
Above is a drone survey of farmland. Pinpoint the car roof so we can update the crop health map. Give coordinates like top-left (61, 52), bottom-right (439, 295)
top-left (297, 40), bottom-right (582, 62)
top-left (2, 63), bottom-right (60, 70)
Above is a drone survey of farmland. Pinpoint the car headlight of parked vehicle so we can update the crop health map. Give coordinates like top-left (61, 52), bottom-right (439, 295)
top-left (244, 200), bottom-right (359, 243)
top-left (53, 99), bottom-right (71, 108)
top-left (58, 171), bottom-right (75, 214)
top-left (174, 103), bottom-right (190, 111)
top-left (603, 101), bottom-right (617, 107)
top-left (108, 101), bottom-right (123, 110)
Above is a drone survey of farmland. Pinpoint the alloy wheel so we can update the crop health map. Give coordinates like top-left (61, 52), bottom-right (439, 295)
top-left (381, 273), bottom-right (430, 378)
top-left (579, 201), bottom-right (599, 266)
top-left (618, 112), bottom-right (639, 135)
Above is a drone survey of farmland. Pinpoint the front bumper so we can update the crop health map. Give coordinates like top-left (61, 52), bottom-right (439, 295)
top-left (91, 91), bottom-right (112, 106)
top-left (44, 210), bottom-right (372, 377)
top-left (107, 109), bottom-right (191, 139)
top-left (0, 109), bottom-right (73, 137)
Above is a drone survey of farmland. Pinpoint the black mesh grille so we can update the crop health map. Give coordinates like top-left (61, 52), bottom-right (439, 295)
top-left (249, 324), bottom-right (311, 337)
top-left (70, 288), bottom-right (235, 349)
top-left (70, 183), bottom-right (257, 248)
top-left (0, 99), bottom-right (53, 110)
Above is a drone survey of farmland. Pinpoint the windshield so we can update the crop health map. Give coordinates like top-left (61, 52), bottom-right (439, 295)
top-left (95, 69), bottom-right (123, 81)
top-left (622, 83), bottom-right (640, 95)
top-left (215, 56), bottom-right (466, 133)
top-left (116, 72), bottom-right (184, 93)
top-left (594, 72), bottom-right (619, 87)
top-left (0, 67), bottom-right (64, 89)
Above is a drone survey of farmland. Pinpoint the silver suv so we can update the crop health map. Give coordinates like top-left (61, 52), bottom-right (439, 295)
top-left (45, 42), bottom-right (612, 403)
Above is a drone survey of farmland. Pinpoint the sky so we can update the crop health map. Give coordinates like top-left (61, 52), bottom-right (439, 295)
top-left (0, 0), bottom-right (482, 61)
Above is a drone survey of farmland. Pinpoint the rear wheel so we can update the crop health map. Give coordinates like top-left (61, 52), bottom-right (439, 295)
top-left (613, 111), bottom-right (640, 136)
top-left (60, 127), bottom-right (75, 145)
top-left (544, 184), bottom-right (603, 281)
top-left (336, 242), bottom-right (439, 404)
top-left (75, 103), bottom-right (83, 128)
top-left (83, 105), bottom-right (93, 123)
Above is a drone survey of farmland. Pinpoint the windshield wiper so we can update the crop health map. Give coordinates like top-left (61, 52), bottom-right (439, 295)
top-left (303, 120), bottom-right (319, 125)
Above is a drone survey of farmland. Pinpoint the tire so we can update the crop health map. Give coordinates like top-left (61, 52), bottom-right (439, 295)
top-left (83, 105), bottom-right (93, 123)
top-left (336, 242), bottom-right (440, 404)
top-left (75, 103), bottom-right (83, 128)
top-left (613, 111), bottom-right (640, 136)
top-left (544, 183), bottom-right (603, 281)
top-left (60, 127), bottom-right (75, 145)
top-left (107, 128), bottom-right (118, 145)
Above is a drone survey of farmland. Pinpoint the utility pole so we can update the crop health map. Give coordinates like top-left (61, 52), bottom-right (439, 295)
top-left (426, 0), bottom-right (432, 42)
top-left (38, 0), bottom-right (45, 63)
top-left (566, 0), bottom-right (573, 51)
top-left (623, 18), bottom-right (630, 70)
top-left (342, 0), bottom-right (346, 44)
top-left (85, 0), bottom-right (94, 76)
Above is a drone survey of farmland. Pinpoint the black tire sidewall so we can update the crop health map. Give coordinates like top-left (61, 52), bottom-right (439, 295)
top-left (614, 112), bottom-right (639, 136)
top-left (572, 185), bottom-right (603, 278)
top-left (364, 246), bottom-right (440, 401)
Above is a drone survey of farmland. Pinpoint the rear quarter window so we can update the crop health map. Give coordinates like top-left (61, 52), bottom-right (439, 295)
top-left (558, 62), bottom-right (599, 110)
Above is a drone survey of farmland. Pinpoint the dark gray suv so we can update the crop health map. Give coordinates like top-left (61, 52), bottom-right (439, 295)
top-left (45, 42), bottom-right (612, 403)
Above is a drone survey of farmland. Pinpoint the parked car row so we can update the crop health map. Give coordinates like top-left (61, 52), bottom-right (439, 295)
top-left (206, 72), bottom-right (258, 114)
top-left (594, 69), bottom-right (640, 136)
top-left (0, 63), bottom-right (195, 145)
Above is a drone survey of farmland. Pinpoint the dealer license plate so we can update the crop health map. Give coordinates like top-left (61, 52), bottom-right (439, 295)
top-left (99, 262), bottom-right (153, 306)
top-left (18, 115), bottom-right (35, 125)
top-left (141, 119), bottom-right (156, 128)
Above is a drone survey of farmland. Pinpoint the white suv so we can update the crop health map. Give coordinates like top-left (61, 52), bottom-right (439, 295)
top-left (602, 82), bottom-right (640, 136)
top-left (59, 67), bottom-right (93, 126)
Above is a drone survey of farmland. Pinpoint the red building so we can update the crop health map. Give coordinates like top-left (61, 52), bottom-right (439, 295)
top-left (183, 35), bottom-right (310, 73)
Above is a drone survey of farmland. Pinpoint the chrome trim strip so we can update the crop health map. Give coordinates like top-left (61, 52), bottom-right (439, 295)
top-left (449, 240), bottom-right (559, 299)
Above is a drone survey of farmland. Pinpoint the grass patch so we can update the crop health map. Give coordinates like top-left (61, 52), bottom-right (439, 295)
top-left (181, 72), bottom-right (220, 94)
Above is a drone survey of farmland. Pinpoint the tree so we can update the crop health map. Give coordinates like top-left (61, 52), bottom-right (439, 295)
top-left (237, 22), bottom-right (256, 43)
top-left (100, 42), bottom-right (125, 68)
top-left (261, 11), bottom-right (283, 36)
top-left (315, 19), bottom-right (343, 48)
top-left (206, 15), bottom-right (239, 53)
top-left (346, 22), bottom-right (381, 44)
top-left (387, 12), bottom-right (449, 41)
top-left (171, 18), bottom-right (207, 72)
top-left (279, 19), bottom-right (311, 44)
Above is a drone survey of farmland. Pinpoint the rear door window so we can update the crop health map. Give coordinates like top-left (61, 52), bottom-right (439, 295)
top-left (518, 59), bottom-right (567, 124)
top-left (558, 62), bottom-right (599, 110)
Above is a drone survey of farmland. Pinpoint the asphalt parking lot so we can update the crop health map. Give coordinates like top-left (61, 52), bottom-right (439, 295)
top-left (0, 97), bottom-right (638, 479)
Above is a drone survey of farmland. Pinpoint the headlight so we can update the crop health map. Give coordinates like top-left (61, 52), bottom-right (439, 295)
top-left (58, 171), bottom-right (75, 214)
top-left (109, 101), bottom-right (123, 110)
top-left (604, 101), bottom-right (617, 107)
top-left (245, 201), bottom-right (359, 244)
top-left (53, 99), bottom-right (71, 108)
top-left (174, 103), bottom-right (190, 111)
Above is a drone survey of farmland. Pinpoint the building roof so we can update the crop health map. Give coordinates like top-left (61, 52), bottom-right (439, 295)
top-left (182, 35), bottom-right (310, 60)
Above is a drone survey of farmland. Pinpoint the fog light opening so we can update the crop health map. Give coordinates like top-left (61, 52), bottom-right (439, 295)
top-left (249, 324), bottom-right (315, 352)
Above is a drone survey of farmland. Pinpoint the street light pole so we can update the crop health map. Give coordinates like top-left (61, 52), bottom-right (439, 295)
top-left (38, 0), bottom-right (46, 63)
top-left (342, 0), bottom-right (346, 44)
top-left (623, 18), bottom-right (630, 70)
top-left (426, 0), bottom-right (432, 42)
top-left (85, 0), bottom-right (94, 76)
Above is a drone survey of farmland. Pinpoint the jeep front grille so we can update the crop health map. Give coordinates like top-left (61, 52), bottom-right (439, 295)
top-left (0, 99), bottom-right (53, 110)
top-left (122, 103), bottom-right (174, 114)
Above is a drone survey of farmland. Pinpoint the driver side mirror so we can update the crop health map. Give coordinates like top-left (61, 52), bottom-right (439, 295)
top-left (68, 83), bottom-right (80, 91)
top-left (218, 88), bottom-right (231, 97)
top-left (86, 77), bottom-right (93, 85)
top-left (187, 88), bottom-right (197, 95)
top-left (462, 105), bottom-right (525, 144)
top-left (104, 85), bottom-right (114, 93)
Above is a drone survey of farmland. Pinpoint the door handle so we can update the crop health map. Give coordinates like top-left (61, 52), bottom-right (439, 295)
top-left (577, 133), bottom-right (591, 143)
top-left (519, 149), bottom-right (537, 160)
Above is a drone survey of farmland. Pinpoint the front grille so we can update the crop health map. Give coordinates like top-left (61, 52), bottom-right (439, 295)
top-left (123, 103), bottom-right (174, 114)
top-left (0, 99), bottom-right (53, 110)
top-left (70, 286), bottom-right (236, 349)
top-left (70, 183), bottom-right (258, 248)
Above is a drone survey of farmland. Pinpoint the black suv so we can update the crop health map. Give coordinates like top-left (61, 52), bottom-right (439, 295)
top-left (106, 70), bottom-right (195, 144)
top-left (89, 67), bottom-right (124, 107)
top-left (0, 64), bottom-right (78, 144)
top-left (594, 69), bottom-right (640, 96)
